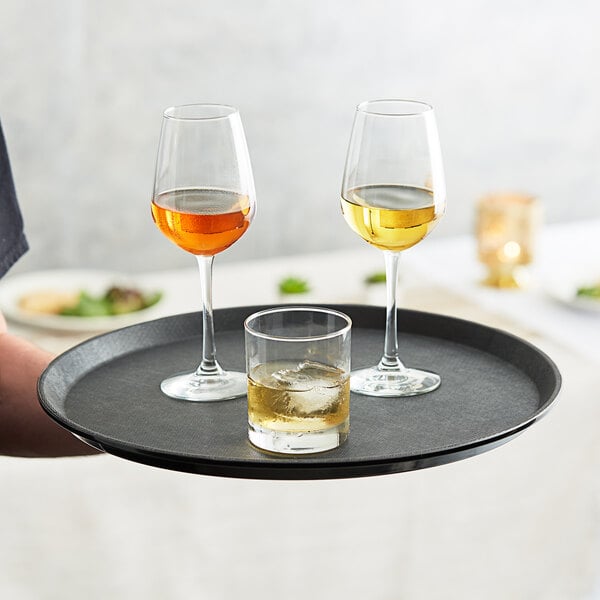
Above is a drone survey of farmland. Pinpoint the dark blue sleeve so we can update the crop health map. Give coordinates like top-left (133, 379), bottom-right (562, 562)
top-left (0, 120), bottom-right (28, 278)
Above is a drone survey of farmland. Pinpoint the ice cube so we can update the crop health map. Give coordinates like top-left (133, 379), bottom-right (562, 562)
top-left (271, 365), bottom-right (313, 392)
top-left (296, 360), bottom-right (344, 386)
top-left (288, 363), bottom-right (345, 415)
top-left (287, 384), bottom-right (342, 416)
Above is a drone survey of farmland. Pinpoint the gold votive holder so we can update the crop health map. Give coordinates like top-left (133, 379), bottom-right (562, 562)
top-left (476, 192), bottom-right (541, 289)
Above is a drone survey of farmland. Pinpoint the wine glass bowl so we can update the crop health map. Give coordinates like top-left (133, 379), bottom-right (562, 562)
top-left (341, 99), bottom-right (446, 397)
top-left (151, 104), bottom-right (256, 401)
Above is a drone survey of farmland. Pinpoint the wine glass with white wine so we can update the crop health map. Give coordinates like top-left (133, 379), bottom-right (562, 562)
top-left (151, 104), bottom-right (256, 401)
top-left (341, 99), bottom-right (446, 397)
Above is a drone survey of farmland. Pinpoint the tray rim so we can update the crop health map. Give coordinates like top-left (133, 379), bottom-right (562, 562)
top-left (38, 304), bottom-right (562, 480)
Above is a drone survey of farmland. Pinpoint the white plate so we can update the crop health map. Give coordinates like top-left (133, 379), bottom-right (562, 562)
top-left (545, 276), bottom-right (600, 314)
top-left (0, 270), bottom-right (164, 332)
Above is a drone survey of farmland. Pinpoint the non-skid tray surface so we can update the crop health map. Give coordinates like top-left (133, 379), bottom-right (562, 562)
top-left (38, 305), bottom-right (561, 480)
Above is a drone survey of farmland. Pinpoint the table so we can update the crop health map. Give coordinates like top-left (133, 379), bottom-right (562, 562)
top-left (1, 220), bottom-right (599, 599)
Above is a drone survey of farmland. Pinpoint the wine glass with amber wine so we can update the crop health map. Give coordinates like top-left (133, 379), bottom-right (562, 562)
top-left (151, 104), bottom-right (256, 401)
top-left (341, 99), bottom-right (446, 396)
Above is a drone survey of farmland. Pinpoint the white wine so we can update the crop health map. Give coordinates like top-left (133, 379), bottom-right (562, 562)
top-left (341, 184), bottom-right (441, 252)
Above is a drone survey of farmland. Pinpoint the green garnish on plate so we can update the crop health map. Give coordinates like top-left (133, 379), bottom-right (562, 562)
top-left (278, 277), bottom-right (311, 295)
top-left (60, 287), bottom-right (162, 317)
top-left (576, 284), bottom-right (600, 301)
top-left (364, 272), bottom-right (386, 285)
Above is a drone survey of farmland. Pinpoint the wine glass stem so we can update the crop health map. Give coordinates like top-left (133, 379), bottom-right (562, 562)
top-left (195, 254), bottom-right (222, 377)
top-left (380, 250), bottom-right (405, 372)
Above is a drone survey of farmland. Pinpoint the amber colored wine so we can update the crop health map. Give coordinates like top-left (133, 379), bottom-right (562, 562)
top-left (151, 188), bottom-right (253, 255)
top-left (341, 184), bottom-right (441, 252)
top-left (247, 361), bottom-right (350, 433)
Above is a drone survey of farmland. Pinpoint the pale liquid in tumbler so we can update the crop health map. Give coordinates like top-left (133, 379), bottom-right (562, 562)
top-left (247, 360), bottom-right (349, 453)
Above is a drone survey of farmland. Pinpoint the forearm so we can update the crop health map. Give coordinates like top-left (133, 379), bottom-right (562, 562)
top-left (0, 331), bottom-right (101, 457)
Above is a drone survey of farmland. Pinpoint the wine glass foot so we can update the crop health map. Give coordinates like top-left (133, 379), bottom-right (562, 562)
top-left (350, 366), bottom-right (440, 397)
top-left (160, 370), bottom-right (247, 402)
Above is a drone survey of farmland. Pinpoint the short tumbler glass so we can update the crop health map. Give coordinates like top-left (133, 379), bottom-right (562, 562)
top-left (244, 307), bottom-right (352, 454)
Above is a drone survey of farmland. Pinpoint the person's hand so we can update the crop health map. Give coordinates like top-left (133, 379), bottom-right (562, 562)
top-left (0, 324), bottom-right (100, 456)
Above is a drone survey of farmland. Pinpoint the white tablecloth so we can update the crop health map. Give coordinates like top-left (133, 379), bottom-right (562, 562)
top-left (404, 218), bottom-right (600, 365)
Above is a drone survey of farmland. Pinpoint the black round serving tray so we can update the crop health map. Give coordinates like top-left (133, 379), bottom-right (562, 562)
top-left (38, 305), bottom-right (561, 480)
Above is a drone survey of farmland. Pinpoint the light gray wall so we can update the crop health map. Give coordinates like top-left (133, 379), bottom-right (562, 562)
top-left (2, 0), bottom-right (599, 274)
